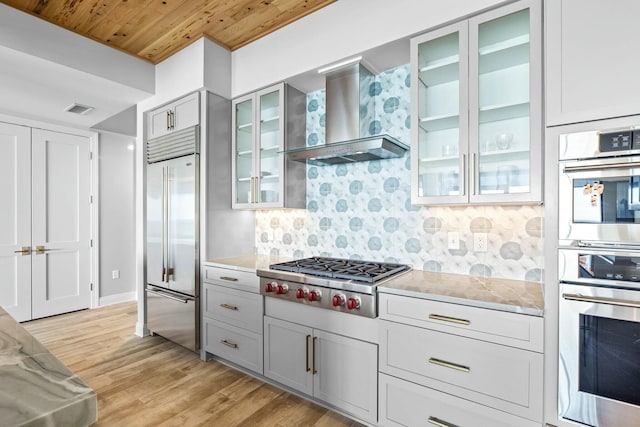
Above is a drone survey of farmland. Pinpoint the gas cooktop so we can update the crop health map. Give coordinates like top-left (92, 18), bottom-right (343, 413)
top-left (268, 257), bottom-right (410, 284)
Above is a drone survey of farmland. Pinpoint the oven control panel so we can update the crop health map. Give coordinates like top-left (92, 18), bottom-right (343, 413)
top-left (600, 130), bottom-right (640, 152)
top-left (580, 253), bottom-right (640, 282)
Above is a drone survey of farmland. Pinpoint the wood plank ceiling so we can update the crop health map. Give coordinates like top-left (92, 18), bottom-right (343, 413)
top-left (1, 0), bottom-right (336, 64)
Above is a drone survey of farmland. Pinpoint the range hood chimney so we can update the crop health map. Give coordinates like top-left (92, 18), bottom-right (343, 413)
top-left (285, 62), bottom-right (408, 166)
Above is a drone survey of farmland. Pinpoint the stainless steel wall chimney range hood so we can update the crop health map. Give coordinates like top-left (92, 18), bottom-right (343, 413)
top-left (285, 62), bottom-right (408, 166)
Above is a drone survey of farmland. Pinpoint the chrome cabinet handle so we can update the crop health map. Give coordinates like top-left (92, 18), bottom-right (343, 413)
top-left (221, 340), bottom-right (237, 349)
top-left (219, 303), bottom-right (238, 311)
top-left (219, 276), bottom-right (238, 282)
top-left (564, 161), bottom-right (640, 172)
top-left (428, 416), bottom-right (458, 427)
top-left (428, 314), bottom-right (470, 326)
top-left (146, 288), bottom-right (190, 304)
top-left (14, 246), bottom-right (31, 255)
top-left (562, 293), bottom-right (640, 309)
top-left (460, 154), bottom-right (466, 196)
top-left (166, 111), bottom-right (170, 130)
top-left (470, 152), bottom-right (477, 195)
top-left (428, 357), bottom-right (470, 373)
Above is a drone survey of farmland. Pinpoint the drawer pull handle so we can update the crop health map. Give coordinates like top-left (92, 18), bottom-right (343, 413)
top-left (428, 416), bottom-right (458, 427)
top-left (221, 340), bottom-right (238, 349)
top-left (312, 336), bottom-right (318, 375)
top-left (428, 357), bottom-right (470, 373)
top-left (428, 314), bottom-right (470, 325)
top-left (219, 276), bottom-right (238, 282)
top-left (220, 303), bottom-right (238, 311)
top-left (305, 335), bottom-right (311, 372)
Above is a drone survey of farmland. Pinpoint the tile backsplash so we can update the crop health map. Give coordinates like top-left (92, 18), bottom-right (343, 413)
top-left (255, 64), bottom-right (543, 281)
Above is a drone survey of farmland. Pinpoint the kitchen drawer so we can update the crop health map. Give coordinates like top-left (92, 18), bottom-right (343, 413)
top-left (202, 265), bottom-right (259, 293)
top-left (379, 293), bottom-right (543, 352)
top-left (203, 318), bottom-right (263, 374)
top-left (203, 283), bottom-right (263, 333)
top-left (379, 320), bottom-right (543, 422)
top-left (379, 373), bottom-right (540, 427)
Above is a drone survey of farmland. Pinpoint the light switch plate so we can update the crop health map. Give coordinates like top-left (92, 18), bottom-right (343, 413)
top-left (447, 232), bottom-right (460, 250)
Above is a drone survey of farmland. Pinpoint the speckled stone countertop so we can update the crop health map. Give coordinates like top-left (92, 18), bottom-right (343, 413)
top-left (0, 307), bottom-right (97, 426)
top-left (378, 270), bottom-right (544, 317)
top-left (204, 254), bottom-right (294, 273)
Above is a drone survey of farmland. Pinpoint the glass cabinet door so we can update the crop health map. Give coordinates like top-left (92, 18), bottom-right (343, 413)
top-left (411, 23), bottom-right (468, 204)
top-left (469, 0), bottom-right (541, 203)
top-left (233, 97), bottom-right (254, 205)
top-left (256, 87), bottom-right (283, 205)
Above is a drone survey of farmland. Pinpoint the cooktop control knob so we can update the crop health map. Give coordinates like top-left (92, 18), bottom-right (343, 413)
top-left (276, 284), bottom-right (289, 295)
top-left (264, 282), bottom-right (275, 293)
top-left (347, 297), bottom-right (361, 310)
top-left (332, 294), bottom-right (345, 307)
top-left (295, 288), bottom-right (307, 299)
top-left (308, 290), bottom-right (321, 302)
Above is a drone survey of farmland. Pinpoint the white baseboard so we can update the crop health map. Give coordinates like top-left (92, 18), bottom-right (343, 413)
top-left (99, 291), bottom-right (137, 307)
top-left (135, 321), bottom-right (149, 337)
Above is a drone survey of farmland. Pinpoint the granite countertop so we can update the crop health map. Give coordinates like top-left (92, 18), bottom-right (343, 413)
top-left (0, 307), bottom-right (97, 426)
top-left (378, 270), bottom-right (544, 317)
top-left (204, 254), bottom-right (294, 273)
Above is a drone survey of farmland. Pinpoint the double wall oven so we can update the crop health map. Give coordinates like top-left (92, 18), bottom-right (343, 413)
top-left (558, 127), bottom-right (640, 427)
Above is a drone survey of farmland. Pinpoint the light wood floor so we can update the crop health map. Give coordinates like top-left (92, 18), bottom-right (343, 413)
top-left (23, 302), bottom-right (364, 427)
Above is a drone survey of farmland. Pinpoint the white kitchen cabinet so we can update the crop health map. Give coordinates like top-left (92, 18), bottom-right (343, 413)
top-left (147, 92), bottom-right (199, 139)
top-left (202, 265), bottom-right (263, 374)
top-left (411, 0), bottom-right (542, 205)
top-left (546, 0), bottom-right (640, 126)
top-left (378, 292), bottom-right (544, 424)
top-left (263, 316), bottom-right (378, 424)
top-left (231, 82), bottom-right (306, 209)
top-left (379, 373), bottom-right (541, 427)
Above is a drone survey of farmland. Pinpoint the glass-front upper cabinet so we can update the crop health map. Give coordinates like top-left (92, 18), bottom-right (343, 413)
top-left (411, 0), bottom-right (541, 205)
top-left (232, 83), bottom-right (306, 209)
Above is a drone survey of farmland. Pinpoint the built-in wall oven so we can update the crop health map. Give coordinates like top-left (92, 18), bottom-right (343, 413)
top-left (559, 128), bottom-right (640, 246)
top-left (558, 126), bottom-right (640, 427)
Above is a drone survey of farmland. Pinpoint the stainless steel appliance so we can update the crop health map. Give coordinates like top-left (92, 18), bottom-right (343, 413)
top-left (558, 247), bottom-right (640, 427)
top-left (257, 257), bottom-right (411, 318)
top-left (559, 127), bottom-right (640, 246)
top-left (146, 126), bottom-right (200, 351)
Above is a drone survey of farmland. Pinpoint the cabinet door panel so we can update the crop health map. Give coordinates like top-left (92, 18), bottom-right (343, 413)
top-left (256, 85), bottom-right (284, 206)
top-left (172, 93), bottom-right (199, 132)
top-left (546, 0), bottom-right (640, 125)
top-left (411, 22), bottom-right (469, 205)
top-left (149, 108), bottom-right (170, 139)
top-left (232, 94), bottom-right (255, 208)
top-left (313, 329), bottom-right (378, 424)
top-left (469, 0), bottom-right (541, 204)
top-left (263, 316), bottom-right (313, 395)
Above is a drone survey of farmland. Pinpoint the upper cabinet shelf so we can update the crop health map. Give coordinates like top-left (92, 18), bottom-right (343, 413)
top-left (410, 0), bottom-right (542, 205)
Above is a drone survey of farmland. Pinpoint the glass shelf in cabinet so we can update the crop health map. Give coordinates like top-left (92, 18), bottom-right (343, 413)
top-left (479, 42), bottom-right (529, 75)
top-left (237, 176), bottom-right (252, 182)
top-left (418, 114), bottom-right (459, 133)
top-left (236, 149), bottom-right (253, 157)
top-left (419, 154), bottom-right (460, 164)
top-left (259, 173), bottom-right (280, 180)
top-left (418, 60), bottom-right (459, 87)
top-left (237, 122), bottom-right (253, 132)
top-left (478, 148), bottom-right (530, 161)
top-left (478, 101), bottom-right (529, 124)
top-left (479, 33), bottom-right (529, 56)
top-left (260, 118), bottom-right (280, 134)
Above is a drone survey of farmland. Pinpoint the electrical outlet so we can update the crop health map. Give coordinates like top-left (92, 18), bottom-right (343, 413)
top-left (447, 232), bottom-right (460, 250)
top-left (474, 233), bottom-right (488, 252)
top-left (112, 269), bottom-right (120, 279)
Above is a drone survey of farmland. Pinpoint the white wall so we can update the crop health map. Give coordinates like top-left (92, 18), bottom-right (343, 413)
top-left (99, 132), bottom-right (136, 304)
top-left (231, 0), bottom-right (508, 96)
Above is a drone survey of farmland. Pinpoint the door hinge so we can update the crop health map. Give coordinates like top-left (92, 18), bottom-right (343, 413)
top-left (90, 239), bottom-right (93, 247)
top-left (90, 283), bottom-right (94, 291)
top-left (89, 195), bottom-right (93, 204)
top-left (89, 151), bottom-right (93, 160)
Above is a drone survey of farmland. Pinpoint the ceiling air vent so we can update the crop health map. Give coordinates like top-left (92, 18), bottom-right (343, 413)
top-left (64, 103), bottom-right (94, 115)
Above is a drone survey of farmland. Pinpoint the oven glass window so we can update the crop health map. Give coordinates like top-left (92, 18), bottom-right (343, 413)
top-left (579, 314), bottom-right (640, 406)
top-left (579, 253), bottom-right (640, 282)
top-left (573, 177), bottom-right (640, 224)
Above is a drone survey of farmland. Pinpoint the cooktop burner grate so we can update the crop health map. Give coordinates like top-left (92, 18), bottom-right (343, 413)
top-left (269, 257), bottom-right (410, 283)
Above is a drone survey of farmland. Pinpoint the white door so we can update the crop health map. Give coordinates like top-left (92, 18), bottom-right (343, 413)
top-left (31, 129), bottom-right (91, 319)
top-left (0, 123), bottom-right (32, 322)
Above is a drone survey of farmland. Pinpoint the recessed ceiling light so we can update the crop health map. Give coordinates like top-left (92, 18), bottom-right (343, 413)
top-left (64, 103), bottom-right (94, 115)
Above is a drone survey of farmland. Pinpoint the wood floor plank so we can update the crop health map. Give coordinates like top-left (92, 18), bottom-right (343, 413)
top-left (22, 302), bottom-right (364, 427)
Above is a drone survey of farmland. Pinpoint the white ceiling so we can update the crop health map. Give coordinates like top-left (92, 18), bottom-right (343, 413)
top-left (0, 3), bottom-right (154, 131)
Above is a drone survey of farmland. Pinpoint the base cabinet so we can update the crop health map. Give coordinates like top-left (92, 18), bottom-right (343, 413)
top-left (202, 265), bottom-right (263, 374)
top-left (263, 316), bottom-right (377, 425)
top-left (379, 373), bottom-right (540, 427)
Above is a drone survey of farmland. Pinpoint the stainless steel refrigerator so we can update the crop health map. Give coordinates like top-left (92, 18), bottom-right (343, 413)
top-left (146, 126), bottom-right (200, 351)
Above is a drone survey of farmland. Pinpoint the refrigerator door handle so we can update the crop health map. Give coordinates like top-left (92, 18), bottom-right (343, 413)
top-left (147, 288), bottom-right (191, 304)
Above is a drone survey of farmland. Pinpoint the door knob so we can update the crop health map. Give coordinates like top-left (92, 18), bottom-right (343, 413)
top-left (35, 246), bottom-right (52, 254)
top-left (13, 246), bottom-right (31, 255)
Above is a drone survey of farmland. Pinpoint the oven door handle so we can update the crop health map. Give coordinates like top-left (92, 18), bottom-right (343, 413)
top-left (562, 293), bottom-right (640, 309)
top-left (563, 161), bottom-right (640, 172)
